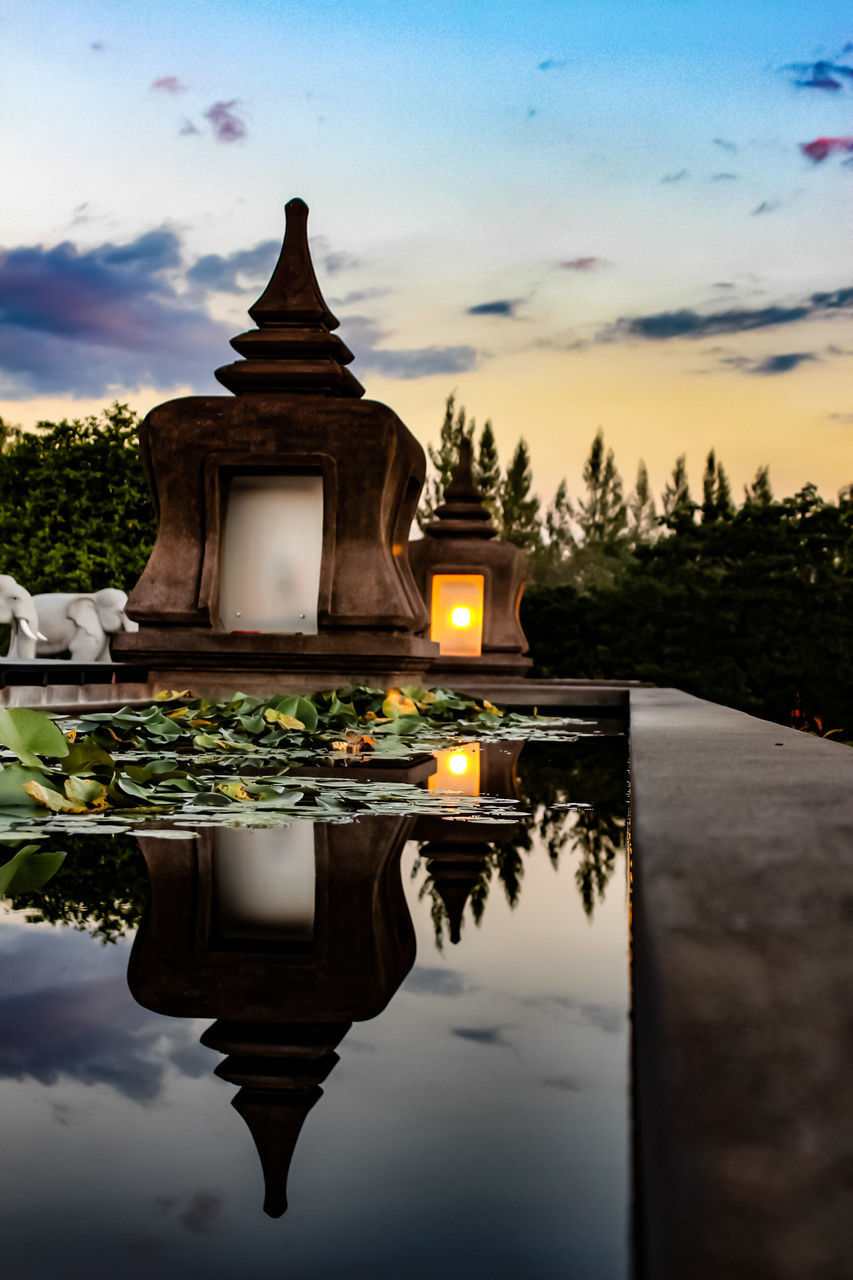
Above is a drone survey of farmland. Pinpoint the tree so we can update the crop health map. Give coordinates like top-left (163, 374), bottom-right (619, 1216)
top-left (418, 393), bottom-right (475, 528)
top-left (499, 438), bottom-right (542, 553)
top-left (701, 449), bottom-right (735, 522)
top-left (628, 459), bottom-right (658, 546)
top-left (662, 454), bottom-right (694, 525)
top-left (531, 477), bottom-right (575, 583)
top-left (746, 465), bottom-right (773, 506)
top-left (0, 403), bottom-right (156, 594)
top-left (475, 419), bottom-right (501, 519)
top-left (576, 429), bottom-right (627, 544)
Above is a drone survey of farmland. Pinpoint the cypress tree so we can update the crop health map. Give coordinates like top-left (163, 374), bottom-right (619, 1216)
top-left (499, 438), bottom-right (542, 552)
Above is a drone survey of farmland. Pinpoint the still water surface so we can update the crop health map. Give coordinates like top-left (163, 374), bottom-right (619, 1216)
top-left (0, 739), bottom-right (629, 1279)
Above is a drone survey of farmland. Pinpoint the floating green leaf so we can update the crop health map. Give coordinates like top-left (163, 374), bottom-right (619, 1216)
top-left (0, 707), bottom-right (70, 767)
top-left (0, 843), bottom-right (67, 896)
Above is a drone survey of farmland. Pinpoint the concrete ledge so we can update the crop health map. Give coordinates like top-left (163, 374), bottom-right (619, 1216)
top-left (630, 688), bottom-right (853, 1279)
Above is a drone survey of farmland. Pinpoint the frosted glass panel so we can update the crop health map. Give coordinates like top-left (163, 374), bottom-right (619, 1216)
top-left (219, 473), bottom-right (323, 633)
top-left (213, 824), bottom-right (316, 943)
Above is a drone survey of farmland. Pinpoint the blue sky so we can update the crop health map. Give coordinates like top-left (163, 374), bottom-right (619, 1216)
top-left (2, 0), bottom-right (852, 502)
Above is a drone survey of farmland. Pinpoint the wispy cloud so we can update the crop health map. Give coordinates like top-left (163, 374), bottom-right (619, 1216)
top-left (752, 200), bottom-right (780, 215)
top-left (711, 172), bottom-right (738, 181)
top-left (801, 135), bottom-right (853, 162)
top-left (186, 240), bottom-right (279, 292)
top-left (151, 76), bottom-right (185, 93)
top-left (600, 285), bottom-right (853, 343)
top-left (342, 314), bottom-right (479, 380)
top-left (721, 351), bottom-right (817, 375)
top-left (661, 169), bottom-right (689, 184)
top-left (467, 299), bottom-right (520, 317)
top-left (179, 119), bottom-right (201, 136)
top-left (559, 257), bottom-right (603, 271)
top-left (538, 58), bottom-right (566, 71)
top-left (781, 54), bottom-right (853, 91)
top-left (451, 1026), bottom-right (509, 1046)
top-left (203, 100), bottom-right (246, 143)
top-left (713, 137), bottom-right (738, 153)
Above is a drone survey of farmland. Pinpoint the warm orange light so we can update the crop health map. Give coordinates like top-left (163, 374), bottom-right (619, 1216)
top-left (429, 743), bottom-right (481, 795)
top-left (430, 574), bottom-right (484, 657)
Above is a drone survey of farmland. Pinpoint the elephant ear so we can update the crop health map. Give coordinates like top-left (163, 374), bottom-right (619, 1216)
top-left (66, 596), bottom-right (102, 640)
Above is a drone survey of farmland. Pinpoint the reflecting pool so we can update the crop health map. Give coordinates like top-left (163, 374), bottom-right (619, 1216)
top-left (0, 737), bottom-right (629, 1279)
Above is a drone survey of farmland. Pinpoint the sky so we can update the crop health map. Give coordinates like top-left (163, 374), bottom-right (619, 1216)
top-left (1, 0), bottom-right (852, 507)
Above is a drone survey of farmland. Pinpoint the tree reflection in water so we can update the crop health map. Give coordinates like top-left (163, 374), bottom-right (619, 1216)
top-left (414, 738), bottom-right (627, 950)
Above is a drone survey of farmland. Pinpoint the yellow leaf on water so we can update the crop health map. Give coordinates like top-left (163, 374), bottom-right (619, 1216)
top-left (482, 700), bottom-right (503, 716)
top-left (24, 781), bottom-right (84, 813)
top-left (382, 689), bottom-right (419, 718)
top-left (263, 709), bottom-right (305, 730)
top-left (65, 729), bottom-right (77, 743)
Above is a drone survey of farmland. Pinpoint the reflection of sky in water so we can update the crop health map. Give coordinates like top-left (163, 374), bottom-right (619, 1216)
top-left (0, 783), bottom-right (629, 1278)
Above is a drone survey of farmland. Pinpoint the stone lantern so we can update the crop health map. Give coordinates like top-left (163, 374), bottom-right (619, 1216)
top-left (128, 815), bottom-right (416, 1217)
top-left (114, 198), bottom-right (435, 692)
top-left (408, 439), bottom-right (531, 677)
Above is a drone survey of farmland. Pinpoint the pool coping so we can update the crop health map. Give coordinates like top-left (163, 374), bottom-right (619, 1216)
top-left (629, 687), bottom-right (853, 1279)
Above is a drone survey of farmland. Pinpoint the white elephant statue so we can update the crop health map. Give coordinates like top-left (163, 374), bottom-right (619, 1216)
top-left (0, 575), bottom-right (47, 659)
top-left (33, 588), bottom-right (139, 662)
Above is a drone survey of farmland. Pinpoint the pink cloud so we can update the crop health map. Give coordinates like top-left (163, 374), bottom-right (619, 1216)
top-left (151, 76), bottom-right (186, 94)
top-left (801, 136), bottom-right (853, 162)
top-left (203, 100), bottom-right (246, 143)
top-left (560, 257), bottom-right (603, 271)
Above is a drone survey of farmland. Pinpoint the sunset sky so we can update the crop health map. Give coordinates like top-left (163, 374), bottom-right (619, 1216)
top-left (2, 0), bottom-right (852, 508)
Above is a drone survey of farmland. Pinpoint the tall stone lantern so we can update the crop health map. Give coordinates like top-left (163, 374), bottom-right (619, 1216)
top-left (408, 439), bottom-right (531, 677)
top-left (114, 198), bottom-right (435, 691)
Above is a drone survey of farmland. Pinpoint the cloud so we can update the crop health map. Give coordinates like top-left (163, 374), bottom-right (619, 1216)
top-left (151, 76), bottom-right (185, 93)
top-left (751, 352), bottom-right (816, 374)
top-left (451, 1026), bottom-right (508, 1046)
top-left (89, 41), bottom-right (104, 52)
top-left (0, 974), bottom-right (201, 1101)
top-left (466, 299), bottom-right (520, 317)
top-left (186, 240), bottom-right (279, 292)
top-left (323, 249), bottom-right (360, 275)
top-left (203, 100), bottom-right (246, 143)
top-left (782, 58), bottom-right (853, 91)
top-left (801, 136), bottom-right (853, 162)
top-left (830, 412), bottom-right (853, 423)
top-left (661, 169), bottom-right (689, 184)
top-left (405, 966), bottom-right (465, 996)
top-left (527, 995), bottom-right (623, 1034)
top-left (340, 314), bottom-right (479, 380)
top-left (178, 1191), bottom-right (224, 1236)
top-left (711, 172), bottom-right (738, 181)
top-left (752, 200), bottom-right (780, 216)
top-left (179, 119), bottom-right (201, 136)
top-left (600, 285), bottom-right (853, 343)
top-left (713, 137), bottom-right (737, 153)
top-left (0, 228), bottom-right (231, 398)
top-left (538, 58), bottom-right (566, 71)
top-left (328, 287), bottom-right (389, 307)
top-left (559, 257), bottom-right (603, 271)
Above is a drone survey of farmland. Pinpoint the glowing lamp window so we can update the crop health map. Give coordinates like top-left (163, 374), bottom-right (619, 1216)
top-left (430, 574), bottom-right (484, 657)
top-left (429, 742), bottom-right (481, 796)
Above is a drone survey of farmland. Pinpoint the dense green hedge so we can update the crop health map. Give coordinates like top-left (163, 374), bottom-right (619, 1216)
top-left (521, 489), bottom-right (853, 734)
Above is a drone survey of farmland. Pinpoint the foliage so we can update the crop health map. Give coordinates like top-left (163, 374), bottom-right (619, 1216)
top-left (0, 403), bottom-right (156, 594)
top-left (522, 486), bottom-right (853, 733)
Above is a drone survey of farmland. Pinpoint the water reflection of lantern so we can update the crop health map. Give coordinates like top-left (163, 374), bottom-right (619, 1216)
top-left (429, 742), bottom-right (481, 796)
top-left (416, 740), bottom-right (524, 943)
top-left (128, 815), bottom-right (415, 1217)
top-left (409, 438), bottom-right (531, 677)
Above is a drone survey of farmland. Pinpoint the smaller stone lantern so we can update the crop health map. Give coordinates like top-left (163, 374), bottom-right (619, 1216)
top-left (409, 439), bottom-right (531, 677)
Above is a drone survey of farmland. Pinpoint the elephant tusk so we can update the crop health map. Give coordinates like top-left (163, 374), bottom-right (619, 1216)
top-left (18, 618), bottom-right (39, 642)
top-left (37, 630), bottom-right (47, 641)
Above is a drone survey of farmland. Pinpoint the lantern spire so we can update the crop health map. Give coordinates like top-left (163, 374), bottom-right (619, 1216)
top-left (427, 437), bottom-right (497, 539)
top-left (215, 198), bottom-right (365, 398)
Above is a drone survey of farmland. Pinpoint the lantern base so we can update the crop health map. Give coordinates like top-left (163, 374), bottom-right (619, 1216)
top-left (423, 651), bottom-right (533, 680)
